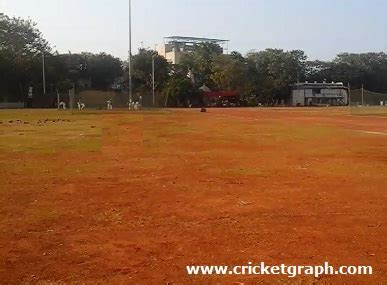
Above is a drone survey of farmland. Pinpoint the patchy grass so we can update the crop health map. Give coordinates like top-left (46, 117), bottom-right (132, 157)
top-left (0, 110), bottom-right (102, 153)
top-left (350, 106), bottom-right (387, 117)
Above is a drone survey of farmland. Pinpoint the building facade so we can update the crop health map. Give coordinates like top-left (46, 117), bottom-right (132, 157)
top-left (290, 82), bottom-right (349, 106)
top-left (156, 36), bottom-right (229, 64)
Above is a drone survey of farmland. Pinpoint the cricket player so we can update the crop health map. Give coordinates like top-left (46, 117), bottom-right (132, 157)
top-left (77, 100), bottom-right (85, 110)
top-left (107, 99), bottom-right (113, 110)
top-left (59, 101), bottom-right (66, 110)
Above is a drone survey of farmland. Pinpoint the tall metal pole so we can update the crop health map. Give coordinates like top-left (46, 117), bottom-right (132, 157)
top-left (42, 51), bottom-right (46, 95)
top-left (348, 82), bottom-right (351, 106)
top-left (152, 55), bottom-right (155, 107)
top-left (56, 88), bottom-right (60, 110)
top-left (128, 0), bottom-right (133, 108)
top-left (361, 83), bottom-right (364, 106)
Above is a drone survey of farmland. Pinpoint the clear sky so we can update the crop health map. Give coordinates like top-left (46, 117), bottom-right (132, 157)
top-left (1, 0), bottom-right (386, 60)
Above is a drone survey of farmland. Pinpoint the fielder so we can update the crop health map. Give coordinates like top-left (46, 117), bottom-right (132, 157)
top-left (59, 100), bottom-right (66, 110)
top-left (107, 99), bottom-right (113, 110)
top-left (77, 100), bottom-right (85, 110)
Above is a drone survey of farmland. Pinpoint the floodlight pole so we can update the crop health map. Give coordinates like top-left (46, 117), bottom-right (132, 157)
top-left (56, 88), bottom-right (60, 110)
top-left (361, 84), bottom-right (364, 106)
top-left (152, 54), bottom-right (155, 106)
top-left (42, 51), bottom-right (46, 95)
top-left (128, 0), bottom-right (133, 109)
top-left (348, 82), bottom-right (351, 106)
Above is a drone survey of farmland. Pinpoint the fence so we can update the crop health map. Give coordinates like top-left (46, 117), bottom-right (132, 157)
top-left (349, 88), bottom-right (387, 116)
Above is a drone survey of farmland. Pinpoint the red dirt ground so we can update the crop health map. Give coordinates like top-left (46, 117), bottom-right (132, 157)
top-left (0, 108), bottom-right (386, 284)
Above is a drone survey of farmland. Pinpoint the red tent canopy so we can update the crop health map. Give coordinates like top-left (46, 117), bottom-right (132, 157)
top-left (202, 91), bottom-right (239, 98)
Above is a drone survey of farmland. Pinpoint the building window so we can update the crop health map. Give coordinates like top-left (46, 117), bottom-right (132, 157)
top-left (313, 88), bottom-right (321, 95)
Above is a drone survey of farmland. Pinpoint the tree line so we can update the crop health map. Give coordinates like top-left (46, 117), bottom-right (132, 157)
top-left (1, 13), bottom-right (387, 106)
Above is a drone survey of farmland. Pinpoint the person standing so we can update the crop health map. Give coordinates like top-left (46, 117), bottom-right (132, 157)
top-left (27, 86), bottom-right (33, 108)
top-left (107, 99), bottom-right (113, 110)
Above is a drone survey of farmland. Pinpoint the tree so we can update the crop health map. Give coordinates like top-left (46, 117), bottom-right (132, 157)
top-left (230, 51), bottom-right (246, 62)
top-left (0, 13), bottom-right (51, 101)
top-left (211, 54), bottom-right (249, 93)
top-left (179, 42), bottom-right (223, 88)
top-left (331, 53), bottom-right (387, 92)
top-left (87, 53), bottom-right (122, 89)
top-left (247, 49), bottom-right (307, 105)
top-left (130, 48), bottom-right (171, 94)
top-left (40, 52), bottom-right (123, 92)
top-left (305, 60), bottom-right (331, 81)
top-left (0, 14), bottom-right (50, 57)
top-left (305, 53), bottom-right (387, 93)
top-left (163, 73), bottom-right (199, 107)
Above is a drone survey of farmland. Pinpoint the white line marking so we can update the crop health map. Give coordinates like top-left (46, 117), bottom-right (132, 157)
top-left (360, 131), bottom-right (387, 136)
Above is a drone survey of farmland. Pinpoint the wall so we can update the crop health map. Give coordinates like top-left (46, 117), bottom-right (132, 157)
top-left (291, 89), bottom-right (305, 106)
top-left (0, 102), bottom-right (24, 109)
top-left (77, 90), bottom-right (128, 108)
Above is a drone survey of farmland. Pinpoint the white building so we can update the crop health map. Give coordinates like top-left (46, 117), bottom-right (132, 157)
top-left (156, 36), bottom-right (229, 64)
top-left (290, 82), bottom-right (349, 106)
